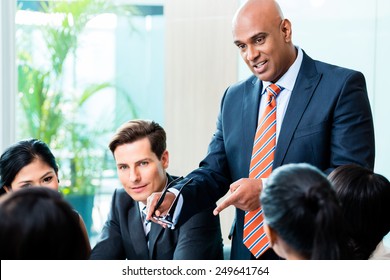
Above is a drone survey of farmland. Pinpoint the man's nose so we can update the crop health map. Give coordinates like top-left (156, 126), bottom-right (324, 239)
top-left (246, 45), bottom-right (259, 61)
top-left (129, 168), bottom-right (140, 182)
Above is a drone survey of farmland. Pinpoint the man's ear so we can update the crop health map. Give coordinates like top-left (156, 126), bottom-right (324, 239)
top-left (161, 150), bottom-right (169, 169)
top-left (280, 18), bottom-right (292, 43)
top-left (264, 223), bottom-right (277, 247)
top-left (3, 185), bottom-right (11, 193)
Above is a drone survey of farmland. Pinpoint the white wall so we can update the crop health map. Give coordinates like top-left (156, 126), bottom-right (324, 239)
top-left (164, 0), bottom-right (240, 246)
top-left (0, 0), bottom-right (16, 153)
top-left (372, 0), bottom-right (390, 177)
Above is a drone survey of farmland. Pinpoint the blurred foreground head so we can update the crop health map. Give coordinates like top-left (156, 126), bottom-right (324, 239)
top-left (261, 163), bottom-right (351, 259)
top-left (0, 187), bottom-right (89, 259)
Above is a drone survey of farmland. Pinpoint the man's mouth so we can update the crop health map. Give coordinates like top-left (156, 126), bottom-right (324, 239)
top-left (131, 184), bottom-right (147, 193)
top-left (253, 60), bottom-right (267, 69)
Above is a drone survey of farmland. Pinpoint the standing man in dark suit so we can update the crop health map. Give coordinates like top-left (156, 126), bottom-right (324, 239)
top-left (147, 0), bottom-right (375, 260)
top-left (90, 120), bottom-right (223, 260)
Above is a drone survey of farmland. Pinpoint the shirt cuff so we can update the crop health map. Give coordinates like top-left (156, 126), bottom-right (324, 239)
top-left (167, 188), bottom-right (183, 230)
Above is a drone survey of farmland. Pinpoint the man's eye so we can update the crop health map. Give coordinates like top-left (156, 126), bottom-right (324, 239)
top-left (21, 184), bottom-right (32, 189)
top-left (139, 161), bottom-right (149, 167)
top-left (118, 165), bottom-right (128, 170)
top-left (255, 37), bottom-right (264, 44)
top-left (237, 44), bottom-right (246, 50)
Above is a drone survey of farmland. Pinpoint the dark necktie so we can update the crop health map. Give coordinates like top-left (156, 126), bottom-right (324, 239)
top-left (142, 206), bottom-right (151, 246)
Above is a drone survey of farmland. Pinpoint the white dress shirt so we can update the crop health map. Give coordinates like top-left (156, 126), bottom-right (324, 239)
top-left (259, 46), bottom-right (303, 144)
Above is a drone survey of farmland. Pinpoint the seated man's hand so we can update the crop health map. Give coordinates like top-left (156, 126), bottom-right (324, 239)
top-left (213, 178), bottom-right (263, 215)
top-left (146, 191), bottom-right (176, 228)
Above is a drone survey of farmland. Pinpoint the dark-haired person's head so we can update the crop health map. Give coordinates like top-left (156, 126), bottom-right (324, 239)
top-left (109, 119), bottom-right (166, 159)
top-left (328, 164), bottom-right (390, 259)
top-left (0, 139), bottom-right (59, 195)
top-left (0, 187), bottom-right (89, 259)
top-left (261, 163), bottom-right (351, 260)
top-left (108, 119), bottom-right (168, 204)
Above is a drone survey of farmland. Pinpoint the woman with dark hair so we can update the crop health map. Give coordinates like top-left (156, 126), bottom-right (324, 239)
top-left (0, 187), bottom-right (90, 259)
top-left (0, 139), bottom-right (91, 256)
top-left (260, 163), bottom-right (352, 260)
top-left (328, 164), bottom-right (390, 259)
top-left (0, 139), bottom-right (59, 195)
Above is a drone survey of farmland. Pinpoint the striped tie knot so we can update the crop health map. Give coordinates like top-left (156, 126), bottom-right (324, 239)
top-left (265, 84), bottom-right (282, 105)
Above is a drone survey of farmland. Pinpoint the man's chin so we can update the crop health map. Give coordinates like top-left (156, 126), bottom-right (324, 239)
top-left (255, 72), bottom-right (273, 82)
top-left (126, 191), bottom-right (148, 203)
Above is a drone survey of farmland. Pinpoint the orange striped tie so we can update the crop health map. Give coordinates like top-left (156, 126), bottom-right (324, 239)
top-left (243, 83), bottom-right (282, 258)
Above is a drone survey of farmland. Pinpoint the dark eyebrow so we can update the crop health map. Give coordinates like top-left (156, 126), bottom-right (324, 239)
top-left (40, 171), bottom-right (55, 180)
top-left (116, 158), bottom-right (152, 167)
top-left (135, 158), bottom-right (151, 164)
top-left (234, 32), bottom-right (268, 45)
top-left (17, 171), bottom-right (54, 186)
top-left (251, 32), bottom-right (267, 40)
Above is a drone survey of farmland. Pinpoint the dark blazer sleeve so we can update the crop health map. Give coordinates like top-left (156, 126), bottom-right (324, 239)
top-left (173, 207), bottom-right (224, 260)
top-left (326, 70), bottom-right (375, 173)
top-left (90, 189), bottom-right (125, 260)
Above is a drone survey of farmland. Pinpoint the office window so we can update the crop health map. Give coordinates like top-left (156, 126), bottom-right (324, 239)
top-left (15, 0), bottom-right (164, 243)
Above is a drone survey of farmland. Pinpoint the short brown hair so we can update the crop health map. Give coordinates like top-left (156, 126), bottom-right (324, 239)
top-left (109, 120), bottom-right (166, 159)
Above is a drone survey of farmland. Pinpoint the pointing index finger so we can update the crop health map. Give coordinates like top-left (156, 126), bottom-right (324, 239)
top-left (213, 192), bottom-right (237, 215)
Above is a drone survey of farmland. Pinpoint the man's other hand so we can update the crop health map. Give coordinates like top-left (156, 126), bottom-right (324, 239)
top-left (213, 178), bottom-right (263, 215)
top-left (146, 191), bottom-right (176, 228)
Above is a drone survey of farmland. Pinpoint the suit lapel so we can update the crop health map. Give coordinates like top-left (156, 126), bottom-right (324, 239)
top-left (274, 52), bottom-right (322, 168)
top-left (128, 202), bottom-right (149, 259)
top-left (148, 222), bottom-right (164, 259)
top-left (243, 77), bottom-right (263, 174)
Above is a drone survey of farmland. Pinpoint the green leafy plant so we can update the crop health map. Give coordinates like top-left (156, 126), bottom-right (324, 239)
top-left (16, 0), bottom-right (138, 196)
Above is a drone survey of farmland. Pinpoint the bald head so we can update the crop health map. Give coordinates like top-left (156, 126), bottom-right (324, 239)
top-left (233, 0), bottom-right (284, 29)
top-left (232, 0), bottom-right (296, 82)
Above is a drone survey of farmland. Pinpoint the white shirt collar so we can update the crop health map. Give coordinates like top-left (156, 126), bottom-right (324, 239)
top-left (138, 201), bottom-right (147, 213)
top-left (262, 46), bottom-right (303, 94)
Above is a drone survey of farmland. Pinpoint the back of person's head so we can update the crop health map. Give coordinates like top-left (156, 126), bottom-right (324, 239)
top-left (261, 163), bottom-right (350, 259)
top-left (0, 139), bottom-right (58, 195)
top-left (108, 119), bottom-right (166, 159)
top-left (328, 164), bottom-right (390, 259)
top-left (0, 187), bottom-right (89, 259)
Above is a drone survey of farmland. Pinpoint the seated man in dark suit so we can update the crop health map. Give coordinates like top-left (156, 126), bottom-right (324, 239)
top-left (90, 119), bottom-right (223, 260)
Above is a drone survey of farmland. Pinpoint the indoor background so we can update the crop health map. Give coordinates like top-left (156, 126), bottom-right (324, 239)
top-left (1, 0), bottom-right (389, 250)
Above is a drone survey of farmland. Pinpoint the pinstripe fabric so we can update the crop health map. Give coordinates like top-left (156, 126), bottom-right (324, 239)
top-left (243, 84), bottom-right (282, 258)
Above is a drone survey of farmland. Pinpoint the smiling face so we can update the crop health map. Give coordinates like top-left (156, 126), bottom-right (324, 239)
top-left (7, 159), bottom-right (59, 192)
top-left (113, 137), bottom-right (169, 204)
top-left (232, 0), bottom-right (296, 82)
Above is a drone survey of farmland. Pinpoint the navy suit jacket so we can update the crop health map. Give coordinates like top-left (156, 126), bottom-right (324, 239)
top-left (90, 176), bottom-right (223, 260)
top-left (178, 51), bottom-right (375, 260)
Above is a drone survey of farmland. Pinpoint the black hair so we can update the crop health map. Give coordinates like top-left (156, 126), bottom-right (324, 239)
top-left (0, 187), bottom-right (89, 259)
top-left (261, 163), bottom-right (352, 259)
top-left (0, 139), bottom-right (58, 195)
top-left (328, 164), bottom-right (390, 259)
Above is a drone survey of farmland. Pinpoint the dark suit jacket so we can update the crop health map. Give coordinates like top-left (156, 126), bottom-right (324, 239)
top-left (90, 176), bottom-right (224, 260)
top-left (177, 50), bottom-right (375, 260)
